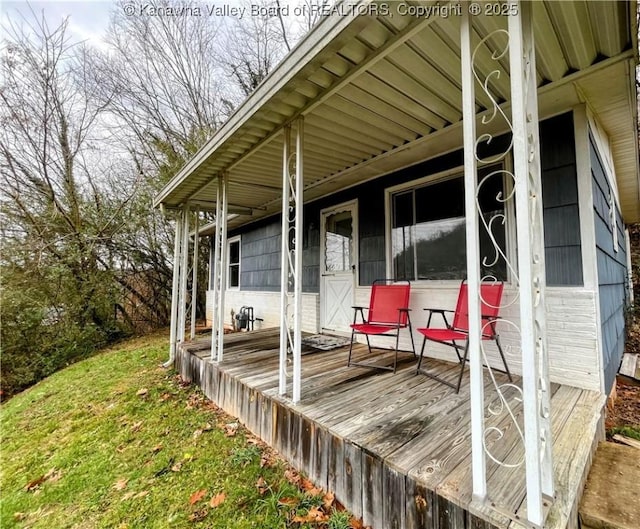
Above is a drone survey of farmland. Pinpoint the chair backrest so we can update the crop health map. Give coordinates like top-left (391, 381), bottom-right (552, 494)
top-left (452, 280), bottom-right (504, 335)
top-left (368, 279), bottom-right (411, 326)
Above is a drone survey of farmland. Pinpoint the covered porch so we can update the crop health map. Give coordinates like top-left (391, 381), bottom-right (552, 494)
top-left (155, 2), bottom-right (637, 528)
top-left (176, 328), bottom-right (604, 529)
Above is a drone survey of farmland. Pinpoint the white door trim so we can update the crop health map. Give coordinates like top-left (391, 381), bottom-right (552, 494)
top-left (320, 199), bottom-right (358, 334)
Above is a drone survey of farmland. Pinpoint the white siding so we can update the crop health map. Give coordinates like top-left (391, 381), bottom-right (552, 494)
top-left (206, 290), bottom-right (319, 334)
top-left (207, 285), bottom-right (600, 391)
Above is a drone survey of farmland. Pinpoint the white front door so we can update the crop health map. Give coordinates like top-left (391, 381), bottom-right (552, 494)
top-left (320, 201), bottom-right (357, 335)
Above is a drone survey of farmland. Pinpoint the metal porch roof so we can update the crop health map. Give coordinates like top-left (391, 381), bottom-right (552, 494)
top-left (154, 1), bottom-right (639, 226)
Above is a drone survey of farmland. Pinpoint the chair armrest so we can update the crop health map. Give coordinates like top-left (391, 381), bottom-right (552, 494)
top-left (422, 308), bottom-right (452, 328)
top-left (398, 307), bottom-right (411, 312)
top-left (352, 306), bottom-right (367, 325)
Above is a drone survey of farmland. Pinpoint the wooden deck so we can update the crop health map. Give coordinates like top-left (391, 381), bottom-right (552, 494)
top-left (176, 328), bottom-right (605, 529)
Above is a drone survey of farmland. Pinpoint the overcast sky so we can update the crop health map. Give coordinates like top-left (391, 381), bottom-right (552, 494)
top-left (0, 0), bottom-right (308, 50)
top-left (1, 1), bottom-right (117, 49)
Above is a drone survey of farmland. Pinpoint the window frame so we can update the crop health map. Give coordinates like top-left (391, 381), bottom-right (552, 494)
top-left (384, 163), bottom-right (515, 285)
top-left (227, 235), bottom-right (241, 290)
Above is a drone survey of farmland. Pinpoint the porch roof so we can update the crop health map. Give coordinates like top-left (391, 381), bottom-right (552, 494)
top-left (154, 1), bottom-right (639, 226)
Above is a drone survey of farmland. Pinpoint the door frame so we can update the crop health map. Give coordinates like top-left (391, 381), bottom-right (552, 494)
top-left (319, 199), bottom-right (359, 334)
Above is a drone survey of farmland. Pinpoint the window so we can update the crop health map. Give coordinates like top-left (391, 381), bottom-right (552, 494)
top-left (389, 166), bottom-right (507, 281)
top-left (228, 236), bottom-right (240, 288)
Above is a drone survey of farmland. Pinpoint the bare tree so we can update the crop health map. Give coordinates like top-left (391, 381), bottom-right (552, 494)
top-left (218, 0), bottom-right (293, 98)
top-left (0, 11), bottom-right (176, 396)
top-left (84, 1), bottom-right (230, 177)
top-left (0, 13), bottom-right (131, 314)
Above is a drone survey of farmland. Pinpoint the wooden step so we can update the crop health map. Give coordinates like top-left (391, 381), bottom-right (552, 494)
top-left (579, 442), bottom-right (640, 529)
top-left (619, 353), bottom-right (639, 380)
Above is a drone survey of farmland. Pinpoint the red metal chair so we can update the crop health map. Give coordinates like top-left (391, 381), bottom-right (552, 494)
top-left (347, 279), bottom-right (416, 373)
top-left (416, 280), bottom-right (512, 393)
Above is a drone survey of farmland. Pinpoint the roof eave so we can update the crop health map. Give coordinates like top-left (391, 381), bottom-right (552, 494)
top-left (153, 2), bottom-right (367, 209)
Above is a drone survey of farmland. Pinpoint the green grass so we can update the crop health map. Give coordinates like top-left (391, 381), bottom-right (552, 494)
top-left (0, 333), bottom-right (353, 528)
top-left (609, 425), bottom-right (640, 441)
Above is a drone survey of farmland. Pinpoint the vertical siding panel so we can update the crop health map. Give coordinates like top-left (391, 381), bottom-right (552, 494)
top-left (590, 131), bottom-right (628, 393)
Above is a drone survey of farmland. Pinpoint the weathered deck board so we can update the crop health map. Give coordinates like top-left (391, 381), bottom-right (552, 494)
top-left (176, 329), bottom-right (603, 529)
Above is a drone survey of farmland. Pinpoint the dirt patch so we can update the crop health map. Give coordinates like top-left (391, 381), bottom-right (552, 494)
top-left (606, 381), bottom-right (640, 433)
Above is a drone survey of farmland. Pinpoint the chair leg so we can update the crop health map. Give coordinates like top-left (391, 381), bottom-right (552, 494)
top-left (451, 340), bottom-right (463, 363)
top-left (365, 333), bottom-right (372, 354)
top-left (416, 337), bottom-right (460, 391)
top-left (495, 336), bottom-right (512, 382)
top-left (416, 336), bottom-right (427, 374)
top-left (347, 329), bottom-right (356, 366)
top-left (392, 329), bottom-right (401, 374)
top-left (407, 317), bottom-right (416, 357)
top-left (455, 342), bottom-right (470, 393)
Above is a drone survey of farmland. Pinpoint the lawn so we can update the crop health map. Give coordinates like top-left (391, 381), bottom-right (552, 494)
top-left (0, 333), bottom-right (357, 529)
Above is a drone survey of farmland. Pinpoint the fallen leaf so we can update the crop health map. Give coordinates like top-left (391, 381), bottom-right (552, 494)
top-left (292, 506), bottom-right (329, 523)
top-left (121, 491), bottom-right (136, 501)
top-left (131, 421), bottom-right (143, 432)
top-left (301, 477), bottom-right (316, 492)
top-left (114, 478), bottom-right (128, 491)
top-left (43, 468), bottom-right (62, 483)
top-left (202, 423), bottom-right (213, 432)
top-left (188, 508), bottom-right (208, 522)
top-left (260, 455), bottom-right (270, 468)
top-left (158, 393), bottom-right (172, 402)
top-left (25, 475), bottom-right (46, 492)
top-left (189, 489), bottom-right (207, 505)
top-left (13, 512), bottom-right (26, 521)
top-left (277, 497), bottom-right (299, 507)
top-left (135, 490), bottom-right (149, 499)
top-left (284, 468), bottom-right (300, 485)
top-left (223, 422), bottom-right (238, 437)
top-left (193, 429), bottom-right (203, 440)
top-left (171, 462), bottom-right (183, 472)
top-left (255, 476), bottom-right (268, 495)
top-left (136, 388), bottom-right (148, 397)
top-left (349, 517), bottom-right (365, 529)
top-left (209, 492), bottom-right (226, 508)
top-left (322, 491), bottom-right (335, 510)
top-left (305, 485), bottom-right (323, 497)
top-left (152, 444), bottom-right (163, 454)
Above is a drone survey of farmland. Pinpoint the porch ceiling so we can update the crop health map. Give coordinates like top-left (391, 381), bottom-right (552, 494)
top-left (154, 1), bottom-right (639, 227)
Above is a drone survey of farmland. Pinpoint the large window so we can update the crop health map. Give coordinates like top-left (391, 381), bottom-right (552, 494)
top-left (390, 167), bottom-right (507, 281)
top-left (228, 236), bottom-right (241, 288)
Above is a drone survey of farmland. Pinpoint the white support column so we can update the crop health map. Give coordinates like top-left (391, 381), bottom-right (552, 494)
top-left (279, 126), bottom-right (291, 396)
top-left (190, 210), bottom-right (200, 340)
top-left (211, 179), bottom-right (222, 360)
top-left (216, 173), bottom-right (229, 363)
top-left (292, 118), bottom-right (304, 404)
top-left (460, 6), bottom-right (486, 500)
top-left (508, 1), bottom-right (554, 525)
top-left (177, 203), bottom-right (191, 344)
top-left (166, 208), bottom-right (183, 366)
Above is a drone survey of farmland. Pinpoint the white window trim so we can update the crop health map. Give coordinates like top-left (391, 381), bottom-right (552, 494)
top-left (227, 235), bottom-right (241, 290)
top-left (384, 161), bottom-right (516, 286)
top-left (609, 190), bottom-right (619, 253)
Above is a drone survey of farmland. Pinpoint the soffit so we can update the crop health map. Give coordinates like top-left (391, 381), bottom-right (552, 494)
top-left (156, 1), bottom-right (637, 225)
